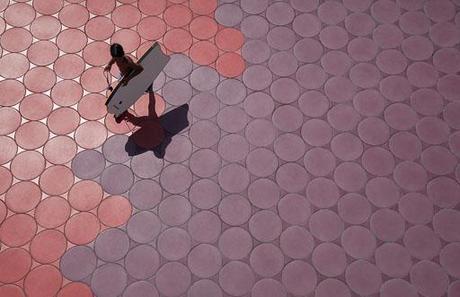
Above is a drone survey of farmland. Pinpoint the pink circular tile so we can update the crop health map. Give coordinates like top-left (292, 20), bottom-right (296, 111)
top-left (350, 62), bottom-right (380, 88)
top-left (318, 1), bottom-right (346, 25)
top-left (373, 24), bottom-right (404, 49)
top-left (217, 106), bottom-right (248, 133)
top-left (54, 54), bottom-right (85, 79)
top-left (344, 0), bottom-right (371, 11)
top-left (334, 162), bottom-right (367, 192)
top-left (27, 41), bottom-right (59, 66)
top-left (252, 279), bottom-right (286, 297)
top-left (347, 37), bottom-right (378, 62)
top-left (407, 62), bottom-right (439, 88)
top-left (400, 11), bottom-right (430, 35)
top-left (274, 133), bottom-right (305, 162)
top-left (250, 243), bottom-right (284, 277)
top-left (402, 36), bottom-right (434, 63)
top-left (51, 80), bottom-right (82, 107)
top-left (324, 76), bottom-right (356, 103)
top-left (1, 28), bottom-right (32, 53)
top-left (0, 136), bottom-right (17, 165)
top-left (416, 116), bottom-right (450, 145)
top-left (245, 119), bottom-right (276, 147)
top-left (312, 243), bottom-right (346, 277)
top-left (0, 107), bottom-right (21, 136)
top-left (375, 243), bottom-right (411, 277)
top-left (87, 0), bottom-right (116, 15)
top-left (380, 279), bottom-right (418, 297)
top-left (319, 26), bottom-right (349, 49)
top-left (282, 261), bottom-right (317, 296)
top-left (157, 227), bottom-right (191, 260)
top-left (327, 104), bottom-right (360, 131)
top-left (425, 0), bottom-right (455, 22)
top-left (218, 134), bottom-right (249, 162)
top-left (58, 4), bottom-right (89, 28)
top-left (11, 151), bottom-right (45, 181)
top-left (188, 211), bottom-right (221, 243)
top-left (345, 13), bottom-right (375, 36)
top-left (160, 164), bottom-right (192, 194)
top-left (321, 51), bottom-right (352, 75)
top-left (309, 209), bottom-right (343, 242)
top-left (422, 146), bottom-right (456, 175)
top-left (218, 163), bottom-right (250, 193)
top-left (380, 75), bottom-right (412, 102)
top-left (111, 29), bottom-right (140, 53)
top-left (292, 13), bottom-right (321, 37)
top-left (370, 208), bottom-right (405, 241)
top-left (219, 261), bottom-right (255, 297)
top-left (218, 194), bottom-right (251, 226)
top-left (306, 177), bottom-right (339, 208)
top-left (280, 226), bottom-right (314, 259)
top-left (0, 80), bottom-right (24, 107)
top-left (331, 132), bottom-right (363, 161)
top-left (267, 26), bottom-right (296, 51)
top-left (338, 193), bottom-right (371, 224)
top-left (301, 119), bottom-right (332, 146)
top-left (4, 3), bottom-right (35, 27)
top-left (399, 192), bottom-right (433, 225)
top-left (433, 209), bottom-right (460, 242)
top-left (438, 74), bottom-right (460, 101)
top-left (270, 78), bottom-right (300, 104)
top-left (248, 178), bottom-right (280, 209)
top-left (410, 261), bottom-right (449, 297)
top-left (389, 131), bottom-right (422, 161)
top-left (249, 210), bottom-right (282, 242)
top-left (304, 148), bottom-right (336, 177)
top-left (188, 280), bottom-right (222, 297)
top-left (33, 0), bottom-right (63, 15)
top-left (433, 48), bottom-right (460, 74)
top-left (440, 243), bottom-right (460, 278)
top-left (341, 226), bottom-right (376, 259)
top-left (56, 29), bottom-right (87, 53)
top-left (278, 193), bottom-right (311, 225)
top-left (430, 22), bottom-right (460, 47)
top-left (24, 66), bottom-right (56, 93)
top-left (384, 103), bottom-right (417, 131)
top-left (189, 120), bottom-right (220, 148)
top-left (31, 15), bottom-right (61, 40)
top-left (371, 0), bottom-right (400, 23)
top-left (298, 91), bottom-right (330, 117)
top-left (276, 163), bottom-right (309, 193)
top-left (357, 117), bottom-right (390, 145)
top-left (84, 16), bottom-right (114, 40)
top-left (0, 56), bottom-right (28, 80)
top-left (111, 4), bottom-right (141, 28)
top-left (410, 88), bottom-right (443, 116)
top-left (244, 92), bottom-right (275, 118)
top-left (155, 262), bottom-right (191, 297)
top-left (218, 227), bottom-right (252, 260)
top-left (294, 38), bottom-right (323, 63)
top-left (188, 244), bottom-right (221, 278)
top-left (362, 147), bottom-right (395, 176)
top-left (345, 260), bottom-right (382, 296)
top-left (15, 121), bottom-right (49, 150)
top-left (376, 49), bottom-right (407, 74)
top-left (365, 177), bottom-right (399, 207)
top-left (82, 41), bottom-right (110, 67)
top-left (158, 195), bottom-right (191, 226)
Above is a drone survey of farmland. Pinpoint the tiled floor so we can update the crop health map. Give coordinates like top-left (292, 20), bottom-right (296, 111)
top-left (1, 0), bottom-right (460, 296)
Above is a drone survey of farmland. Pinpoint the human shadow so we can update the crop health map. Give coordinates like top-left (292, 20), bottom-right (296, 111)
top-left (123, 92), bottom-right (189, 158)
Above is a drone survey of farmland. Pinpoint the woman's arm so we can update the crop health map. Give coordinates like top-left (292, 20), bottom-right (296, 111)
top-left (104, 58), bottom-right (115, 71)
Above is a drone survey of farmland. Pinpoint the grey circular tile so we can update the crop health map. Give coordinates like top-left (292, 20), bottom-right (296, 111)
top-left (94, 228), bottom-right (130, 262)
top-left (215, 3), bottom-right (243, 27)
top-left (100, 164), bottom-right (134, 195)
top-left (162, 79), bottom-right (193, 106)
top-left (71, 149), bottom-right (105, 179)
top-left (60, 246), bottom-right (97, 281)
top-left (129, 179), bottom-right (162, 210)
top-left (91, 263), bottom-right (128, 297)
top-left (126, 211), bottom-right (161, 243)
top-left (216, 79), bottom-right (246, 105)
top-left (163, 54), bottom-right (193, 79)
top-left (131, 151), bottom-right (163, 178)
top-left (102, 135), bottom-right (130, 164)
top-left (190, 66), bottom-right (219, 91)
top-left (125, 244), bottom-right (160, 280)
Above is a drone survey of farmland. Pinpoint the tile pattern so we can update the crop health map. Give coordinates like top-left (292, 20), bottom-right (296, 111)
top-left (1, 0), bottom-right (460, 297)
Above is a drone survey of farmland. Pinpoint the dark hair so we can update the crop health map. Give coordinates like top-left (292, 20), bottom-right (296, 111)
top-left (110, 43), bottom-right (124, 57)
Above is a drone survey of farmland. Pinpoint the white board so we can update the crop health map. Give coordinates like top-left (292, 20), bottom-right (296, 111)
top-left (106, 43), bottom-right (170, 117)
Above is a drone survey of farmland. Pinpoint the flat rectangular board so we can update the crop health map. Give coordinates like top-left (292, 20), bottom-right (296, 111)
top-left (105, 42), bottom-right (170, 117)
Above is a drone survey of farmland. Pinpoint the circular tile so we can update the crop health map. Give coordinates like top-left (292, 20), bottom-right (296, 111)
top-left (129, 179), bottom-right (161, 210)
top-left (370, 208), bottom-right (405, 241)
top-left (400, 11), bottom-right (430, 35)
top-left (433, 209), bottom-right (460, 242)
top-left (219, 261), bottom-right (255, 296)
top-left (338, 193), bottom-right (371, 225)
top-left (35, 196), bottom-right (70, 228)
top-left (272, 105), bottom-right (303, 132)
top-left (389, 131), bottom-right (422, 161)
top-left (54, 54), bottom-right (85, 79)
top-left (266, 1), bottom-right (294, 25)
top-left (276, 162), bottom-right (309, 193)
top-left (324, 76), bottom-right (356, 103)
top-left (410, 261), bottom-right (449, 297)
top-left (56, 29), bottom-right (87, 54)
top-left (155, 262), bottom-right (191, 297)
top-left (31, 15), bottom-right (61, 40)
top-left (280, 225), bottom-right (314, 259)
top-left (240, 15), bottom-right (268, 38)
top-left (375, 243), bottom-right (411, 277)
top-left (0, 80), bottom-right (25, 107)
top-left (188, 244), bottom-right (221, 278)
top-left (218, 194), bottom-right (251, 226)
top-left (91, 264), bottom-right (127, 297)
top-left (160, 164), bottom-right (192, 194)
top-left (10, 151), bottom-right (45, 181)
top-left (162, 79), bottom-right (192, 105)
top-left (24, 66), bottom-right (56, 92)
top-left (190, 66), bottom-right (219, 91)
top-left (98, 196), bottom-right (132, 227)
top-left (380, 279), bottom-right (418, 297)
top-left (362, 147), bottom-right (395, 176)
top-left (190, 92), bottom-right (219, 119)
top-left (189, 179), bottom-right (221, 209)
top-left (309, 209), bottom-right (343, 242)
top-left (0, 53), bottom-right (29, 79)
top-left (218, 134), bottom-right (249, 162)
top-left (347, 37), bottom-right (378, 62)
top-left (440, 243), bottom-right (460, 278)
top-left (122, 281), bottom-right (158, 297)
top-left (94, 228), bottom-right (130, 262)
top-left (126, 211), bottom-right (161, 243)
top-left (425, 0), bottom-right (455, 22)
top-left (125, 245), bottom-right (160, 280)
top-left (188, 211), bottom-right (221, 243)
top-left (71, 149), bottom-right (105, 179)
top-left (1, 28), bottom-right (32, 53)
top-left (100, 164), bottom-right (133, 195)
top-left (244, 92), bottom-right (274, 118)
top-left (157, 227), bottom-right (191, 260)
top-left (304, 147), bottom-right (336, 177)
top-left (278, 193), bottom-right (311, 225)
top-left (331, 132), bottom-right (363, 161)
top-left (298, 91), bottom-right (330, 117)
top-left (306, 177), bottom-right (340, 208)
top-left (158, 195), bottom-right (191, 226)
top-left (215, 4), bottom-right (243, 26)
top-left (131, 152), bottom-right (163, 179)
top-left (422, 146), bottom-right (456, 175)
top-left (249, 210), bottom-right (282, 242)
top-left (58, 3), bottom-right (89, 28)
top-left (0, 136), bottom-right (17, 165)
top-left (218, 227), bottom-right (252, 260)
top-left (217, 106), bottom-right (248, 133)
top-left (4, 3), bottom-right (35, 27)
top-left (373, 24), bottom-right (403, 49)
top-left (188, 280), bottom-right (221, 297)
top-left (30, 229), bottom-right (66, 264)
top-left (297, 64), bottom-right (326, 89)
top-left (39, 165), bottom-right (74, 196)
top-left (430, 22), bottom-right (460, 47)
top-left (0, 248), bottom-right (32, 283)
top-left (316, 279), bottom-right (351, 297)
top-left (345, 13), bottom-right (375, 36)
top-left (294, 38), bottom-right (323, 63)
top-left (218, 163), bottom-right (250, 193)
top-left (15, 121), bottom-right (49, 150)
top-left (24, 265), bottom-right (62, 297)
top-left (312, 243), bottom-right (347, 277)
top-left (301, 119), bottom-right (333, 146)
top-left (376, 49), bottom-right (407, 74)
top-left (65, 212), bottom-right (100, 245)
top-left (252, 279), bottom-right (286, 297)
top-left (0, 214), bottom-right (37, 247)
top-left (282, 261), bottom-right (317, 296)
top-left (319, 26), bottom-right (349, 49)
top-left (293, 13), bottom-right (321, 37)
top-left (60, 246), bottom-right (97, 281)
top-left (250, 243), bottom-right (284, 277)
top-left (345, 260), bottom-right (382, 296)
top-left (433, 48), bottom-right (460, 74)
top-left (407, 62), bottom-right (439, 88)
top-left (399, 193), bottom-right (433, 225)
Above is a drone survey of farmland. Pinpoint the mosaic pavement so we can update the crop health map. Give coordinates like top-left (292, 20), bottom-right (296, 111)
top-left (1, 0), bottom-right (460, 296)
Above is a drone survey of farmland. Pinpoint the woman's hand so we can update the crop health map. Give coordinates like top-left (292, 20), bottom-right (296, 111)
top-left (104, 65), bottom-right (111, 72)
